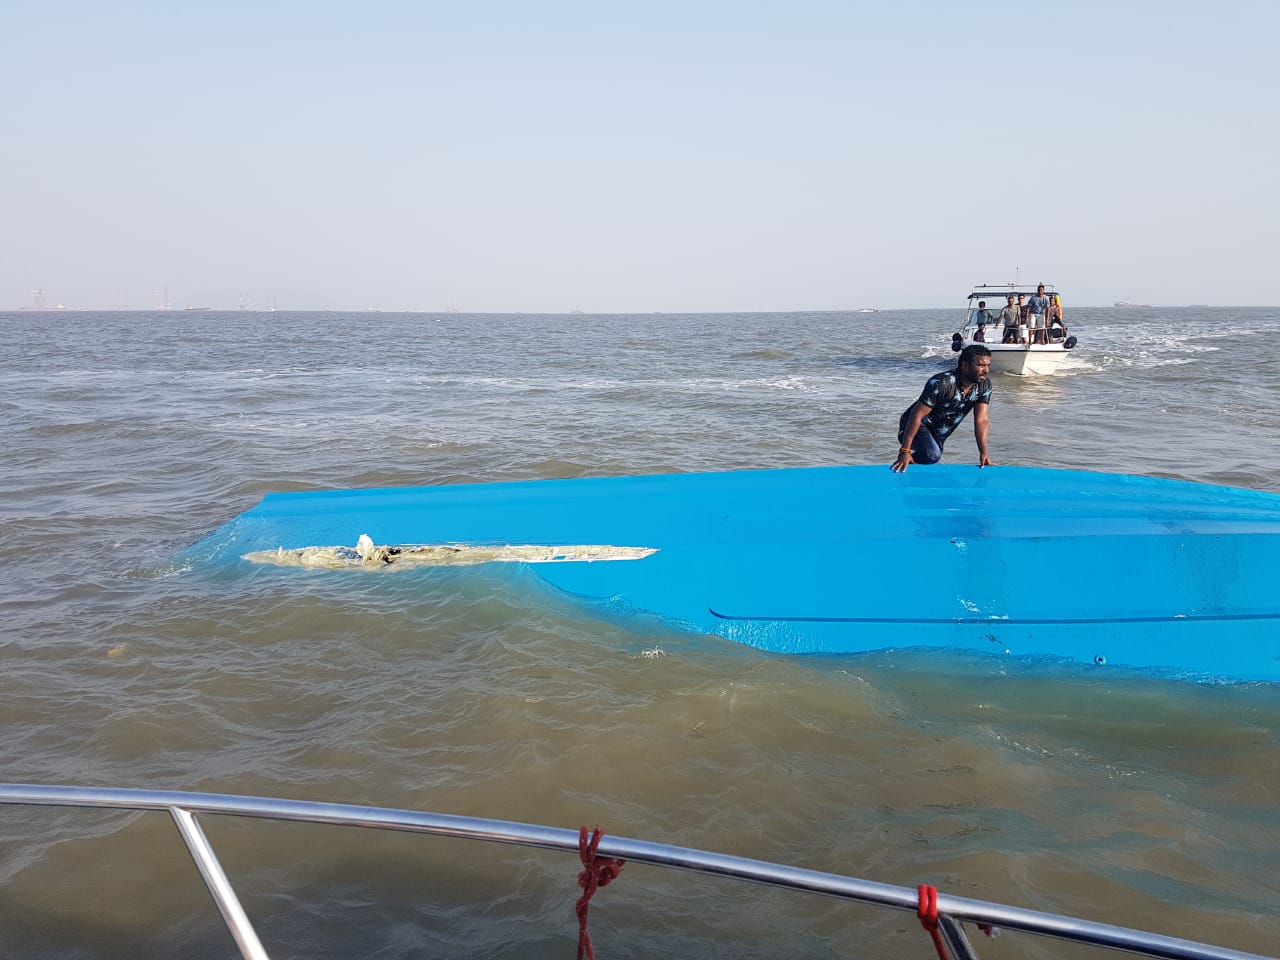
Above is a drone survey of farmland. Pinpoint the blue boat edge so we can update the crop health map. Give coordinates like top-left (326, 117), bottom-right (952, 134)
top-left (179, 465), bottom-right (1280, 684)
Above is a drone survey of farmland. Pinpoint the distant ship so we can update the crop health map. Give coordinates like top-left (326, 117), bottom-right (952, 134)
top-left (18, 289), bottom-right (66, 311)
top-left (1114, 299), bottom-right (1151, 308)
top-left (184, 306), bottom-right (213, 312)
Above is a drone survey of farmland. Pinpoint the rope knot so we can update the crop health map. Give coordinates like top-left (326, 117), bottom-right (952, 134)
top-left (917, 884), bottom-right (948, 960)
top-left (575, 826), bottom-right (626, 960)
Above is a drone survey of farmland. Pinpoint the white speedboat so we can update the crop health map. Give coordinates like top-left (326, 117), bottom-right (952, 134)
top-left (949, 283), bottom-right (1078, 376)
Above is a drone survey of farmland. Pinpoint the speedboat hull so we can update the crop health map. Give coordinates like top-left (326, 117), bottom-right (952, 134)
top-left (966, 341), bottom-right (1071, 376)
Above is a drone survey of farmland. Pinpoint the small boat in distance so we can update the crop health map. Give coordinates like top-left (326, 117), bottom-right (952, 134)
top-left (1113, 299), bottom-right (1151, 308)
top-left (857, 307), bottom-right (879, 313)
top-left (949, 283), bottom-right (1077, 376)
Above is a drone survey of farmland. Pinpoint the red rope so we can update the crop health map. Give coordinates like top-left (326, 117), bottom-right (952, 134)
top-left (917, 884), bottom-right (950, 960)
top-left (576, 826), bottom-right (625, 960)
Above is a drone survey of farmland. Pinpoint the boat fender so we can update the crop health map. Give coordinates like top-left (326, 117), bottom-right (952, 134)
top-left (1064, 335), bottom-right (1078, 349)
top-left (950, 333), bottom-right (963, 352)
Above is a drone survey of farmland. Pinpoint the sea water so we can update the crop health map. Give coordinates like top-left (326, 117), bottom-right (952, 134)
top-left (1, 307), bottom-right (1278, 958)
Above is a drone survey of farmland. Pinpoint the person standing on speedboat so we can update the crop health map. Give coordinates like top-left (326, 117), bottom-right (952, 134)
top-left (892, 345), bottom-right (994, 472)
top-left (999, 295), bottom-right (1020, 343)
top-left (1047, 294), bottom-right (1067, 341)
top-left (1027, 284), bottom-right (1051, 345)
top-left (973, 300), bottom-right (992, 341)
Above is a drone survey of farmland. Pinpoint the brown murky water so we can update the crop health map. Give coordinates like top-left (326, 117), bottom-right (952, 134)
top-left (3, 307), bottom-right (1278, 958)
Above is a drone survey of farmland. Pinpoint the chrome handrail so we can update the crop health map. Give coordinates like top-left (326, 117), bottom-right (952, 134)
top-left (169, 806), bottom-right (270, 960)
top-left (1, 784), bottom-right (1273, 960)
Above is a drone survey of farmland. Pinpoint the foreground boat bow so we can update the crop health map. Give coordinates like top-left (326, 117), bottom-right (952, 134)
top-left (4, 783), bottom-right (1273, 960)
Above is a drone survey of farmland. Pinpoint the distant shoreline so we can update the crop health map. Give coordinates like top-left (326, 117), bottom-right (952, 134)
top-left (3, 304), bottom-right (1269, 315)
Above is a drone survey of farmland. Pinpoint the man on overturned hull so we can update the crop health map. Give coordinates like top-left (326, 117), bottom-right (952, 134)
top-left (892, 344), bottom-right (994, 472)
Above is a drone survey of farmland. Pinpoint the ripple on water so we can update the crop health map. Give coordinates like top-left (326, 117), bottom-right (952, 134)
top-left (2, 308), bottom-right (1279, 957)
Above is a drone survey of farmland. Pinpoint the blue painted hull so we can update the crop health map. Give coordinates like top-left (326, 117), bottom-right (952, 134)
top-left (186, 466), bottom-right (1280, 682)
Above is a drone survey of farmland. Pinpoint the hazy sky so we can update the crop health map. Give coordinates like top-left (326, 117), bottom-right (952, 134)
top-left (5, 1), bottom-right (1278, 311)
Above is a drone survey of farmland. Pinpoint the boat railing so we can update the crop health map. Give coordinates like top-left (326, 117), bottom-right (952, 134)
top-left (1, 783), bottom-right (1273, 960)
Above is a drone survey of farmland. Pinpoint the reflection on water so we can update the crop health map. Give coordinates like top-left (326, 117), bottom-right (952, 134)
top-left (995, 375), bottom-right (1069, 407)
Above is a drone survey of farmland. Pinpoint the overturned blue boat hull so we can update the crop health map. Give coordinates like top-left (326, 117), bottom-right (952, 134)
top-left (187, 466), bottom-right (1280, 682)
